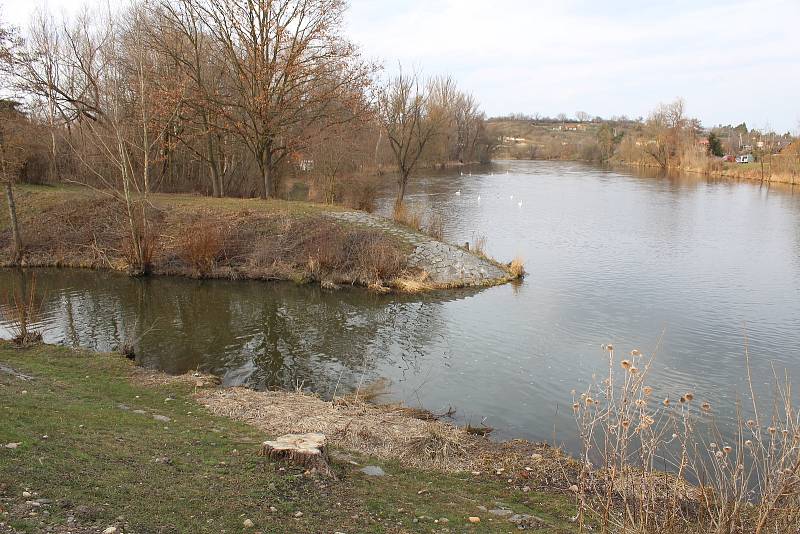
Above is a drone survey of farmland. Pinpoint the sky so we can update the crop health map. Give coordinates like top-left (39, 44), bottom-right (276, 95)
top-left (3, 0), bottom-right (798, 132)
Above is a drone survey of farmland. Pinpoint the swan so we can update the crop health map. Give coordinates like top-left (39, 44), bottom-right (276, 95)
top-left (518, 200), bottom-right (523, 208)
top-left (477, 195), bottom-right (481, 202)
top-left (455, 190), bottom-right (461, 196)
top-left (510, 195), bottom-right (514, 200)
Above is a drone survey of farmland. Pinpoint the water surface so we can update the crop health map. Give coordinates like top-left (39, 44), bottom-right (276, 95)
top-left (3, 161), bottom-right (799, 451)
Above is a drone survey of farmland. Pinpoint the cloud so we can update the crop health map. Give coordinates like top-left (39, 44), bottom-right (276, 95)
top-left (3, 0), bottom-right (797, 130)
top-left (347, 0), bottom-right (799, 130)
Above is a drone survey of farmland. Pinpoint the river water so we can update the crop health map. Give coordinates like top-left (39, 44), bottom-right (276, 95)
top-left (3, 161), bottom-right (800, 450)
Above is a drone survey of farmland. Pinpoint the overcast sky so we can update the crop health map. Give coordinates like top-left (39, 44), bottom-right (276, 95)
top-left (3, 0), bottom-right (798, 132)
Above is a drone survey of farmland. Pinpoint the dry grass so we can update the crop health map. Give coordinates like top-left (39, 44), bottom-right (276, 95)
top-left (571, 343), bottom-right (800, 534)
top-left (195, 382), bottom-right (576, 489)
top-left (426, 212), bottom-right (445, 240)
top-left (472, 234), bottom-right (488, 257)
top-left (390, 271), bottom-right (432, 293)
top-left (392, 202), bottom-right (423, 232)
top-left (197, 387), bottom-right (478, 471)
top-left (509, 256), bottom-right (526, 278)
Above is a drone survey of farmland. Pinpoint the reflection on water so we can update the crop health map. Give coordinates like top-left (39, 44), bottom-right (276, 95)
top-left (2, 160), bottom-right (800, 452)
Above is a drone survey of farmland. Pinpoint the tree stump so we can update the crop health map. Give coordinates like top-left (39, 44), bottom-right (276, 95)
top-left (259, 433), bottom-right (334, 478)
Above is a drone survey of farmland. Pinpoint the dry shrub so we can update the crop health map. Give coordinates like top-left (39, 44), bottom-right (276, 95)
top-left (509, 256), bottom-right (525, 278)
top-left (248, 216), bottom-right (406, 285)
top-left (572, 343), bottom-right (800, 534)
top-left (121, 221), bottom-right (157, 276)
top-left (344, 231), bottom-right (405, 283)
top-left (346, 182), bottom-right (378, 213)
top-left (1, 274), bottom-right (43, 346)
top-left (393, 202), bottom-right (422, 232)
top-left (426, 212), bottom-right (444, 240)
top-left (179, 220), bottom-right (224, 276)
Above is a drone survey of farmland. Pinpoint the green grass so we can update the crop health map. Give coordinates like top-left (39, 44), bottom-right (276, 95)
top-left (0, 343), bottom-right (577, 533)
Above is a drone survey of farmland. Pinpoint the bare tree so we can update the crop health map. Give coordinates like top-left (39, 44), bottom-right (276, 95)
top-left (576, 110), bottom-right (590, 122)
top-left (379, 69), bottom-right (440, 207)
top-left (0, 18), bottom-right (26, 263)
top-left (169, 0), bottom-right (375, 199)
top-left (644, 98), bottom-right (689, 168)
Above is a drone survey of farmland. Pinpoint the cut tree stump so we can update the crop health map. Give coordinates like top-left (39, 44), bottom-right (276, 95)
top-left (259, 432), bottom-right (334, 478)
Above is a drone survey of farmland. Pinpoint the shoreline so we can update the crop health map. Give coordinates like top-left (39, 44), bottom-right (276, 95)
top-left (0, 185), bottom-right (520, 294)
top-left (0, 341), bottom-right (579, 532)
top-left (499, 156), bottom-right (800, 185)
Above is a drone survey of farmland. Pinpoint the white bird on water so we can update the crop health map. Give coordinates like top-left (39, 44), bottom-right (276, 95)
top-left (477, 195), bottom-right (481, 202)
top-left (518, 200), bottom-right (523, 208)
top-left (460, 171), bottom-right (463, 176)
top-left (455, 190), bottom-right (461, 196)
top-left (510, 194), bottom-right (514, 200)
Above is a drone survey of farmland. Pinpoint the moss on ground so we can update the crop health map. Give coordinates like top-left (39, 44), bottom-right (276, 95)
top-left (0, 343), bottom-right (577, 533)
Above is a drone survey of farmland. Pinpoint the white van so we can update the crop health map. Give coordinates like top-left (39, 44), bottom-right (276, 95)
top-left (736, 154), bottom-right (755, 164)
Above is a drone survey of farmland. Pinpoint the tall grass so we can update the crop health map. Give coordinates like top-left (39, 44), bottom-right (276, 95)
top-left (426, 212), bottom-right (445, 240)
top-left (471, 233), bottom-right (488, 257)
top-left (571, 344), bottom-right (800, 533)
top-left (392, 202), bottom-right (422, 232)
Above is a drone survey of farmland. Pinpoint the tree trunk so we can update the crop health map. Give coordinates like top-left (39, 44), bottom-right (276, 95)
top-left (395, 174), bottom-right (408, 207)
top-left (260, 433), bottom-right (334, 478)
top-left (5, 183), bottom-right (23, 264)
top-left (260, 151), bottom-right (274, 199)
top-left (260, 163), bottom-right (270, 200)
top-left (203, 115), bottom-right (222, 198)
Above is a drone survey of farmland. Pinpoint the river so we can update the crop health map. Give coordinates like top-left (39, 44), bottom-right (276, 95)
top-left (2, 160), bottom-right (800, 451)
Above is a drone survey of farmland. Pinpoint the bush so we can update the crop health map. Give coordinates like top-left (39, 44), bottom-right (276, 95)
top-left (247, 217), bottom-right (406, 285)
top-left (179, 220), bottom-right (224, 276)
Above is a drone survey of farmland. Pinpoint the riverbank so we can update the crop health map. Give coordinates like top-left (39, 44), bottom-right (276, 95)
top-left (0, 185), bottom-right (518, 293)
top-left (0, 342), bottom-right (578, 533)
top-left (611, 157), bottom-right (800, 184)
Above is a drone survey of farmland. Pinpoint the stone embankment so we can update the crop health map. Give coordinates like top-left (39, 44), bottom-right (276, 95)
top-left (327, 211), bottom-right (510, 287)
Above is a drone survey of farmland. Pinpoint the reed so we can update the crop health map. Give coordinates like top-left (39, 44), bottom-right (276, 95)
top-left (571, 343), bottom-right (800, 533)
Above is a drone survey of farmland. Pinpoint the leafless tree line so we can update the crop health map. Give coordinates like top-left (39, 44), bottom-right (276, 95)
top-left (0, 1), bottom-right (490, 267)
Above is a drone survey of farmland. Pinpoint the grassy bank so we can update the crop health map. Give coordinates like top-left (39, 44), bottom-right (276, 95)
top-left (0, 343), bottom-right (578, 533)
top-left (0, 185), bottom-right (515, 293)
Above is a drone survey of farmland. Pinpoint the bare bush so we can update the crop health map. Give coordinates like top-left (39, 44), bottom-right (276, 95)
top-left (248, 216), bottom-right (406, 285)
top-left (179, 220), bottom-right (224, 276)
top-left (1, 273), bottom-right (43, 345)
